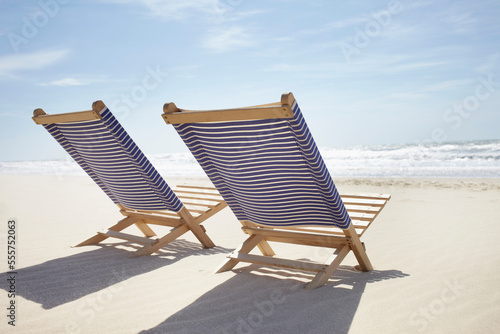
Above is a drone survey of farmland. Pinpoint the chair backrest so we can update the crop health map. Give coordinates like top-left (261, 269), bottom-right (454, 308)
top-left (168, 93), bottom-right (351, 229)
top-left (34, 102), bottom-right (183, 212)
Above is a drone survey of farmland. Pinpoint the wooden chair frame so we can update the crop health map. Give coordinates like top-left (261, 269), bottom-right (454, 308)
top-left (162, 92), bottom-right (391, 288)
top-left (215, 193), bottom-right (390, 289)
top-left (75, 185), bottom-right (227, 257)
top-left (33, 104), bottom-right (227, 257)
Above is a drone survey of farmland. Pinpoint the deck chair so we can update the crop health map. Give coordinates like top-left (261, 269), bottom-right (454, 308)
top-left (32, 101), bottom-right (227, 257)
top-left (161, 92), bottom-right (390, 289)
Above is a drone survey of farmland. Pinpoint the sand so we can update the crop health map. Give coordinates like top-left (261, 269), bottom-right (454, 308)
top-left (1, 174), bottom-right (500, 334)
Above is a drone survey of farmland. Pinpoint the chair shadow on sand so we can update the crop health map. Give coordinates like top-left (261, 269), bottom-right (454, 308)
top-left (0, 240), bottom-right (232, 310)
top-left (140, 265), bottom-right (409, 334)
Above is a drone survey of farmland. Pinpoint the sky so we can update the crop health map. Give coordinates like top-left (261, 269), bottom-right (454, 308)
top-left (0, 0), bottom-right (499, 162)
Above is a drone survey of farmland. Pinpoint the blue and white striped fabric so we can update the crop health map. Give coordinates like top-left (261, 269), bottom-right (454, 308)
top-left (43, 107), bottom-right (183, 212)
top-left (174, 100), bottom-right (351, 229)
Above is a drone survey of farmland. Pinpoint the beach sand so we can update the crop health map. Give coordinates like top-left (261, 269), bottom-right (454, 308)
top-left (1, 174), bottom-right (499, 334)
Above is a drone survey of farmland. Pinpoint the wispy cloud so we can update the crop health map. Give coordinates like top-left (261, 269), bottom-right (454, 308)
top-left (444, 12), bottom-right (477, 35)
top-left (265, 55), bottom-right (446, 77)
top-left (38, 77), bottom-right (90, 87)
top-left (143, 0), bottom-right (225, 19)
top-left (0, 49), bottom-right (69, 78)
top-left (423, 79), bottom-right (476, 92)
top-left (386, 92), bottom-right (428, 100)
top-left (203, 26), bottom-right (255, 52)
top-left (104, 0), bottom-right (242, 20)
top-left (476, 53), bottom-right (500, 74)
top-left (301, 17), bottom-right (368, 36)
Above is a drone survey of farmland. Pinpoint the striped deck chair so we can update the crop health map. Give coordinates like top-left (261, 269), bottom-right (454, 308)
top-left (162, 92), bottom-right (391, 289)
top-left (32, 101), bottom-right (227, 257)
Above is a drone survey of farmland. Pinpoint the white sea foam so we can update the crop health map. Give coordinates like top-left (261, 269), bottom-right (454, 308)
top-left (321, 140), bottom-right (500, 177)
top-left (1, 140), bottom-right (499, 178)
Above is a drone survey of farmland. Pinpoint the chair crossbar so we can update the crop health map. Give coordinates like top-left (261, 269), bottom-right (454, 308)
top-left (163, 105), bottom-right (294, 124)
top-left (242, 227), bottom-right (350, 248)
top-left (32, 109), bottom-right (102, 124)
top-left (227, 253), bottom-right (327, 272)
top-left (98, 230), bottom-right (156, 245)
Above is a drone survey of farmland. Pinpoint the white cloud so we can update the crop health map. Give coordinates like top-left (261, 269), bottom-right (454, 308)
top-left (203, 26), bottom-right (254, 52)
top-left (444, 12), bottom-right (477, 35)
top-left (105, 0), bottom-right (240, 20)
top-left (38, 78), bottom-right (89, 87)
top-left (386, 92), bottom-right (428, 100)
top-left (423, 79), bottom-right (476, 92)
top-left (143, 0), bottom-right (223, 19)
top-left (264, 55), bottom-right (448, 78)
top-left (0, 49), bottom-right (69, 78)
top-left (476, 53), bottom-right (500, 74)
top-left (301, 17), bottom-right (368, 36)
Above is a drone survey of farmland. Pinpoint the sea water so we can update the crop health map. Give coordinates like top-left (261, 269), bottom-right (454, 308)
top-left (1, 139), bottom-right (499, 178)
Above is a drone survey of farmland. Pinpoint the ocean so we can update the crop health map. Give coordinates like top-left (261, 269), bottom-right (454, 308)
top-left (1, 139), bottom-right (499, 178)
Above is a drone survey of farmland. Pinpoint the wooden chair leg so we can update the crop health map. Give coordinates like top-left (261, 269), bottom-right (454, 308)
top-left (256, 240), bottom-right (276, 257)
top-left (74, 216), bottom-right (138, 247)
top-left (343, 224), bottom-right (373, 271)
top-left (306, 245), bottom-right (350, 290)
top-left (135, 220), bottom-right (157, 238)
top-left (240, 222), bottom-right (276, 257)
top-left (75, 198), bottom-right (225, 255)
top-left (131, 224), bottom-right (190, 257)
top-left (179, 206), bottom-right (215, 249)
top-left (216, 235), bottom-right (266, 273)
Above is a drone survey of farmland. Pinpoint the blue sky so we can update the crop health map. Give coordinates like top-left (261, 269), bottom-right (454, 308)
top-left (1, 0), bottom-right (499, 161)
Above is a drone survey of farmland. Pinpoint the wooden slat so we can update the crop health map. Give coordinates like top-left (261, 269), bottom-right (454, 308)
top-left (121, 208), bottom-right (178, 218)
top-left (163, 106), bottom-right (293, 124)
top-left (177, 195), bottom-right (223, 203)
top-left (121, 210), bottom-right (180, 227)
top-left (345, 204), bottom-right (381, 213)
top-left (351, 220), bottom-right (370, 228)
top-left (182, 201), bottom-right (216, 208)
top-left (228, 253), bottom-right (325, 272)
top-left (98, 230), bottom-right (156, 245)
top-left (175, 187), bottom-right (221, 194)
top-left (141, 218), bottom-right (181, 227)
top-left (347, 212), bottom-right (376, 221)
top-left (121, 209), bottom-right (179, 219)
top-left (176, 185), bottom-right (219, 191)
top-left (274, 225), bottom-right (366, 237)
top-left (32, 110), bottom-right (102, 124)
top-left (193, 201), bottom-right (228, 225)
top-left (341, 193), bottom-right (391, 200)
top-left (242, 227), bottom-right (349, 248)
top-left (341, 198), bottom-right (388, 207)
top-left (276, 226), bottom-right (342, 234)
top-left (175, 189), bottom-right (223, 196)
top-left (341, 193), bottom-right (390, 210)
top-left (174, 190), bottom-right (224, 199)
top-left (262, 235), bottom-right (346, 248)
top-left (186, 208), bottom-right (207, 214)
